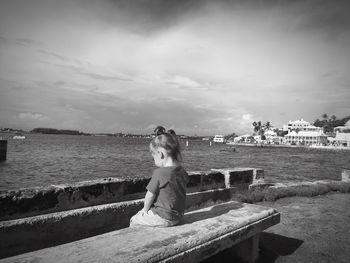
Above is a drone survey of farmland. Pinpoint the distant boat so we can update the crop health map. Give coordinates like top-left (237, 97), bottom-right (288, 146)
top-left (220, 146), bottom-right (236, 152)
top-left (13, 135), bottom-right (26, 140)
top-left (213, 135), bottom-right (225, 143)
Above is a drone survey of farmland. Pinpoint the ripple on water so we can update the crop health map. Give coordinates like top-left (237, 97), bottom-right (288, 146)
top-left (0, 134), bottom-right (349, 190)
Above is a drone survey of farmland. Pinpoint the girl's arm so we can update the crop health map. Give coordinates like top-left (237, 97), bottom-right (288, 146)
top-left (143, 190), bottom-right (156, 212)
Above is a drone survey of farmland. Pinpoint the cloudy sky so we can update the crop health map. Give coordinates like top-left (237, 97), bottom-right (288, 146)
top-left (1, 0), bottom-right (349, 135)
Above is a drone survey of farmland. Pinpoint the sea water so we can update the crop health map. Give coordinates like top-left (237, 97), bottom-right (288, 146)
top-left (0, 134), bottom-right (349, 191)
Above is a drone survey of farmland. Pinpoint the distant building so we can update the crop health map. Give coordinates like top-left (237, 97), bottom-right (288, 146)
top-left (213, 135), bottom-right (225, 143)
top-left (329, 120), bottom-right (350, 146)
top-left (330, 133), bottom-right (350, 146)
top-left (234, 134), bottom-right (253, 143)
top-left (284, 130), bottom-right (327, 145)
top-left (263, 130), bottom-right (284, 144)
top-left (283, 119), bottom-right (310, 131)
top-left (283, 119), bottom-right (324, 134)
top-left (334, 121), bottom-right (350, 133)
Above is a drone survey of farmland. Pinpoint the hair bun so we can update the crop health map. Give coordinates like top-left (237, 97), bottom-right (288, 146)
top-left (167, 129), bottom-right (176, 136)
top-left (154, 126), bottom-right (166, 136)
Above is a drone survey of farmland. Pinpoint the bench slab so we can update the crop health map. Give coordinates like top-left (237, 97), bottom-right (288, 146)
top-left (1, 201), bottom-right (280, 263)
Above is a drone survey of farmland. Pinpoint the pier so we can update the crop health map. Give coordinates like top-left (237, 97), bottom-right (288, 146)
top-left (0, 140), bottom-right (7, 162)
top-left (0, 168), bottom-right (349, 262)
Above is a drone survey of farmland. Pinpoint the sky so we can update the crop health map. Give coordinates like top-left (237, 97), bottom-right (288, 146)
top-left (0, 0), bottom-right (350, 135)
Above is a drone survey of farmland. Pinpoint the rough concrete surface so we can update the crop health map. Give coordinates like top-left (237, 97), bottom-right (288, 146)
top-left (0, 201), bottom-right (279, 263)
top-left (0, 168), bottom-right (260, 220)
top-left (2, 177), bottom-right (349, 259)
top-left (0, 187), bottom-right (241, 259)
top-left (0, 178), bottom-right (150, 220)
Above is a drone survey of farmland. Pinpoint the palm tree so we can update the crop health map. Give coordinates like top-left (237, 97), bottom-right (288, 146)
top-left (252, 121), bottom-right (266, 138)
top-left (314, 118), bottom-right (321, 126)
top-left (322, 113), bottom-right (328, 120)
top-left (252, 121), bottom-right (262, 134)
top-left (264, 121), bottom-right (272, 131)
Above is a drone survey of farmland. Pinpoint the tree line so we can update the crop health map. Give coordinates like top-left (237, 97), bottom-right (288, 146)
top-left (30, 128), bottom-right (84, 135)
top-left (249, 114), bottom-right (350, 137)
top-left (313, 114), bottom-right (350, 133)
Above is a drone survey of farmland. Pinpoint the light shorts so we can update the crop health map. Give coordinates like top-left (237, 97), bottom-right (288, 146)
top-left (129, 209), bottom-right (179, 228)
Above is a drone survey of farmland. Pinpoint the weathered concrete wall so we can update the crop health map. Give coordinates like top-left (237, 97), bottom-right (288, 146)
top-left (0, 178), bottom-right (150, 221)
top-left (212, 167), bottom-right (264, 188)
top-left (0, 168), bottom-right (263, 221)
top-left (0, 201), bottom-right (280, 263)
top-left (0, 140), bottom-right (7, 161)
top-left (0, 187), bottom-right (238, 259)
top-left (255, 180), bottom-right (350, 202)
top-left (1, 172), bottom-right (348, 259)
top-left (342, 169), bottom-right (350, 182)
top-left (0, 167), bottom-right (264, 258)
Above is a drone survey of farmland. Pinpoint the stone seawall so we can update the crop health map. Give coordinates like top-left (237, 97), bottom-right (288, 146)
top-left (0, 167), bottom-right (264, 259)
top-left (0, 167), bottom-right (263, 221)
top-left (1, 168), bottom-right (349, 259)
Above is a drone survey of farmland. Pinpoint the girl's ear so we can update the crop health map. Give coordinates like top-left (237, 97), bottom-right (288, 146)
top-left (158, 147), bottom-right (166, 159)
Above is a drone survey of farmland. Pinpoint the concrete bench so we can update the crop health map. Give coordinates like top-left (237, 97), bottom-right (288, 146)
top-left (0, 201), bottom-right (280, 263)
top-left (0, 187), bottom-right (239, 258)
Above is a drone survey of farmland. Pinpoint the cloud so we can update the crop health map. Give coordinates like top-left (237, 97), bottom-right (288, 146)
top-left (37, 49), bottom-right (83, 64)
top-left (37, 48), bottom-right (133, 82)
top-left (79, 71), bottom-right (132, 81)
top-left (291, 0), bottom-right (350, 41)
top-left (18, 112), bottom-right (48, 121)
top-left (167, 75), bottom-right (201, 88)
top-left (1, 0), bottom-right (350, 135)
top-left (242, 113), bottom-right (253, 121)
top-left (95, 0), bottom-right (205, 35)
top-left (0, 36), bottom-right (43, 47)
top-left (239, 113), bottom-right (255, 133)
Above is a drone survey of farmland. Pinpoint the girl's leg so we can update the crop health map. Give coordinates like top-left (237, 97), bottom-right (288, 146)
top-left (130, 210), bottom-right (179, 227)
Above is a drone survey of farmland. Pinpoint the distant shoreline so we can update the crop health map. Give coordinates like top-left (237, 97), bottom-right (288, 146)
top-left (308, 145), bottom-right (350, 151)
top-left (228, 142), bottom-right (350, 151)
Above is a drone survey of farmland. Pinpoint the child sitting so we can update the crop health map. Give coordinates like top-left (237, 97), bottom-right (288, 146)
top-left (130, 126), bottom-right (189, 227)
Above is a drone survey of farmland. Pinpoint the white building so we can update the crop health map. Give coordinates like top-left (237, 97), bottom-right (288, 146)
top-left (283, 119), bottom-right (310, 131)
top-left (334, 120), bottom-right (350, 133)
top-left (331, 133), bottom-right (350, 146)
top-left (213, 135), bottom-right (225, 143)
top-left (234, 134), bottom-right (253, 143)
top-left (263, 130), bottom-right (285, 144)
top-left (284, 130), bottom-right (327, 145)
top-left (330, 120), bottom-right (350, 146)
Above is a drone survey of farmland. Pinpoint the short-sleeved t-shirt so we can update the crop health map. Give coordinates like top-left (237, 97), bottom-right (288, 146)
top-left (146, 166), bottom-right (189, 221)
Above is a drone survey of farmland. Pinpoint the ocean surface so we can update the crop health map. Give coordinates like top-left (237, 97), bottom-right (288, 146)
top-left (1, 134), bottom-right (349, 191)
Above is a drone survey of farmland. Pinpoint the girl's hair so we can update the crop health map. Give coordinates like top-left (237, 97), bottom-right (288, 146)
top-left (150, 126), bottom-right (182, 161)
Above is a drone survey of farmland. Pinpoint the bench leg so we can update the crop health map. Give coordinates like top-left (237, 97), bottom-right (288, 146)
top-left (229, 234), bottom-right (260, 263)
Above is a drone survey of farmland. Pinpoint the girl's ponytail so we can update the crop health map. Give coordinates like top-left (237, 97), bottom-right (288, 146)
top-left (154, 126), bottom-right (166, 136)
top-left (167, 129), bottom-right (176, 137)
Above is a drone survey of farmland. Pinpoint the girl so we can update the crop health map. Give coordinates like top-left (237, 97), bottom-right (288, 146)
top-left (130, 126), bottom-right (189, 227)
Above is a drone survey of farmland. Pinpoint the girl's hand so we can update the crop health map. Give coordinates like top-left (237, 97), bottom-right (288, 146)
top-left (137, 209), bottom-right (148, 215)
